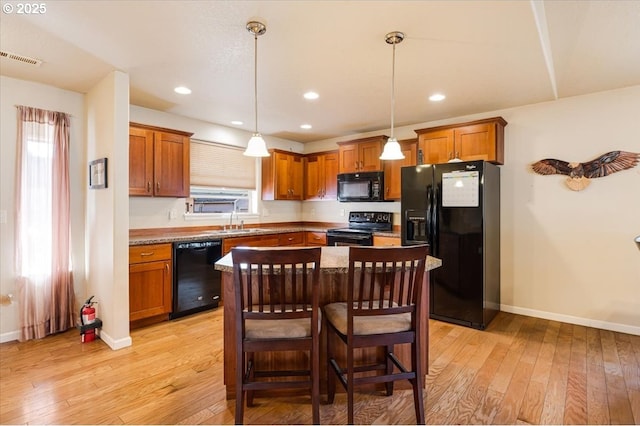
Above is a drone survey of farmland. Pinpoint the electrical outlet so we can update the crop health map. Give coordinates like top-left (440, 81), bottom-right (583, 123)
top-left (263, 208), bottom-right (270, 217)
top-left (339, 209), bottom-right (345, 217)
top-left (169, 209), bottom-right (177, 219)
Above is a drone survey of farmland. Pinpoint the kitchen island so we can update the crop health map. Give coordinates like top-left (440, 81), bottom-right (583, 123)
top-left (214, 246), bottom-right (442, 398)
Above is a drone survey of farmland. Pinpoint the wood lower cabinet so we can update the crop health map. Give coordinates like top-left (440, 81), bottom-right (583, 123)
top-left (383, 138), bottom-right (417, 200)
top-left (304, 151), bottom-right (338, 200)
top-left (129, 243), bottom-right (172, 323)
top-left (278, 232), bottom-right (305, 246)
top-left (415, 116), bottom-right (507, 165)
top-left (222, 232), bottom-right (306, 255)
top-left (223, 234), bottom-right (280, 255)
top-left (262, 150), bottom-right (304, 200)
top-left (337, 136), bottom-right (386, 173)
top-left (305, 231), bottom-right (327, 246)
top-left (373, 235), bottom-right (401, 247)
top-left (129, 123), bottom-right (192, 197)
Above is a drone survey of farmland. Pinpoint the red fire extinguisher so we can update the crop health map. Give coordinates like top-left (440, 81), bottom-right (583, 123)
top-left (80, 296), bottom-right (96, 342)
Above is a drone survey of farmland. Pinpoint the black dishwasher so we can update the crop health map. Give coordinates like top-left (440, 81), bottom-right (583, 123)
top-left (171, 240), bottom-right (222, 319)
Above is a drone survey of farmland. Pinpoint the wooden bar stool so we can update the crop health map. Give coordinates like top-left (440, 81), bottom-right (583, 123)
top-left (324, 245), bottom-right (430, 424)
top-left (231, 247), bottom-right (321, 424)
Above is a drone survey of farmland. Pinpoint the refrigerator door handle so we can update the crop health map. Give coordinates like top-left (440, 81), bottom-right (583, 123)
top-left (432, 185), bottom-right (439, 256)
top-left (426, 185), bottom-right (433, 244)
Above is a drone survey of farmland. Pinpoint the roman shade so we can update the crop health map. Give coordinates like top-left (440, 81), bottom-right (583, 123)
top-left (190, 140), bottom-right (256, 189)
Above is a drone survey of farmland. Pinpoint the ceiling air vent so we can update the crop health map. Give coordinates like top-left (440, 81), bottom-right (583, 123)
top-left (0, 50), bottom-right (43, 66)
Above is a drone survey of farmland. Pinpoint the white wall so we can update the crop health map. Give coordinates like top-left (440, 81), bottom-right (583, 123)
top-left (0, 76), bottom-right (86, 342)
top-left (85, 71), bottom-right (132, 349)
top-left (499, 86), bottom-right (640, 333)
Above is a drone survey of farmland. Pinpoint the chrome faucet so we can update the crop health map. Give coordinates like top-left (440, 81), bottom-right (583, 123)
top-left (229, 212), bottom-right (235, 229)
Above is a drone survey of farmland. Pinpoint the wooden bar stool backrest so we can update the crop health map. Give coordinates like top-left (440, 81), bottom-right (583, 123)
top-left (348, 245), bottom-right (427, 319)
top-left (325, 244), bottom-right (430, 424)
top-left (231, 247), bottom-right (321, 424)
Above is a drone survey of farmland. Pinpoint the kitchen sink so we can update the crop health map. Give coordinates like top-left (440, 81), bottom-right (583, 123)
top-left (205, 228), bottom-right (264, 235)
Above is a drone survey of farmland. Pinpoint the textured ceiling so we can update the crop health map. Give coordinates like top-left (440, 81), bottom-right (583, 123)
top-left (1, 0), bottom-right (639, 143)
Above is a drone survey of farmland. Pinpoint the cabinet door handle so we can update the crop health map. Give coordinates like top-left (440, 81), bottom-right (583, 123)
top-left (456, 151), bottom-right (460, 159)
top-left (147, 182), bottom-right (151, 192)
top-left (156, 182), bottom-right (160, 192)
top-left (165, 263), bottom-right (169, 273)
top-left (140, 252), bottom-right (154, 256)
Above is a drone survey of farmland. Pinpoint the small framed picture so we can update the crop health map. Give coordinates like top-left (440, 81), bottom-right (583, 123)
top-left (89, 158), bottom-right (108, 189)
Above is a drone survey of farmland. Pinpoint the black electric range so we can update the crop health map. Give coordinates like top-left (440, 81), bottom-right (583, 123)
top-left (326, 211), bottom-right (393, 246)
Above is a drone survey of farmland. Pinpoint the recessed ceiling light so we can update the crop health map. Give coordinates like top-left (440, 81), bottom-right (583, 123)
top-left (174, 86), bottom-right (192, 95)
top-left (429, 93), bottom-right (446, 102)
top-left (231, 120), bottom-right (243, 126)
top-left (303, 91), bottom-right (319, 100)
top-left (300, 124), bottom-right (312, 130)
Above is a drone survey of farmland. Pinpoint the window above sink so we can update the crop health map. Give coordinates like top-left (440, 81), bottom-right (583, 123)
top-left (186, 186), bottom-right (257, 216)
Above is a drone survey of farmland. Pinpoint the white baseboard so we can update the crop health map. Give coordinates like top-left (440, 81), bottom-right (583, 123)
top-left (98, 330), bottom-right (132, 350)
top-left (0, 329), bottom-right (133, 348)
top-left (0, 330), bottom-right (21, 343)
top-left (500, 304), bottom-right (640, 336)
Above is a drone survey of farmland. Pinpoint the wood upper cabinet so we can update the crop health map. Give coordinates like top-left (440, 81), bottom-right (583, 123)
top-left (415, 117), bottom-right (507, 165)
top-left (129, 123), bottom-right (192, 197)
top-left (262, 149), bottom-right (304, 200)
top-left (129, 243), bottom-right (172, 322)
top-left (304, 150), bottom-right (338, 200)
top-left (383, 138), bottom-right (417, 200)
top-left (337, 136), bottom-right (386, 173)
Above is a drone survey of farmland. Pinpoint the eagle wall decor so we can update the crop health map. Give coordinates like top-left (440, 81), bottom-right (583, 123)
top-left (531, 150), bottom-right (640, 191)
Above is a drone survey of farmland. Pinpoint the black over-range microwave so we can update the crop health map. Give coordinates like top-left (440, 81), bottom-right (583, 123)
top-left (337, 171), bottom-right (385, 202)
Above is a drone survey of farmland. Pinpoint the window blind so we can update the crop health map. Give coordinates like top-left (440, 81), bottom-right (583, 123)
top-left (190, 140), bottom-right (256, 189)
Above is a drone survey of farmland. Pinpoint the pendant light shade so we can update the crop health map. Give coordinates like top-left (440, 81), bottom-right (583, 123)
top-left (245, 133), bottom-right (270, 157)
top-left (244, 21), bottom-right (270, 157)
top-left (380, 137), bottom-right (404, 160)
top-left (379, 31), bottom-right (405, 161)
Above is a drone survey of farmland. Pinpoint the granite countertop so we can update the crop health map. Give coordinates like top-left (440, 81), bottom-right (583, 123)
top-left (130, 226), bottom-right (306, 245)
top-left (214, 246), bottom-right (442, 274)
top-left (130, 226), bottom-right (401, 246)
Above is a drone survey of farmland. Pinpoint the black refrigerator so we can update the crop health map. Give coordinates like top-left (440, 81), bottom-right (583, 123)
top-left (401, 160), bottom-right (500, 330)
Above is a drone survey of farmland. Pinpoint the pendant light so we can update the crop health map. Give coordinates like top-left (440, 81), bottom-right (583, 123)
top-left (243, 21), bottom-right (270, 157)
top-left (379, 31), bottom-right (405, 161)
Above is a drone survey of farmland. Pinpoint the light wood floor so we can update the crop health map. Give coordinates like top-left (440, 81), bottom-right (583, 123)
top-left (1, 309), bottom-right (638, 424)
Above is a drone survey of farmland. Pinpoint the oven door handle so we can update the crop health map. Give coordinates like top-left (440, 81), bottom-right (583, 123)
top-left (327, 234), bottom-right (371, 240)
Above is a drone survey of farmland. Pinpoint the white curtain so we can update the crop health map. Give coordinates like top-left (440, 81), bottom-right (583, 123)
top-left (15, 105), bottom-right (75, 341)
